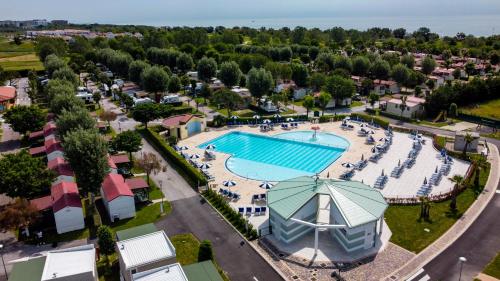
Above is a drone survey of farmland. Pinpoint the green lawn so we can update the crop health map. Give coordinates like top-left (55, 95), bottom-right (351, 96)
top-left (460, 99), bottom-right (500, 120)
top-left (109, 202), bottom-right (171, 233)
top-left (0, 38), bottom-right (43, 71)
top-left (171, 233), bottom-right (201, 265)
top-left (97, 253), bottom-right (120, 281)
top-left (350, 100), bottom-right (364, 107)
top-left (483, 252), bottom-right (500, 279)
top-left (147, 177), bottom-right (165, 200)
top-left (385, 164), bottom-right (490, 253)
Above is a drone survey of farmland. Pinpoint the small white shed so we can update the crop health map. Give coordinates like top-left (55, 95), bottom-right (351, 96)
top-left (51, 181), bottom-right (85, 234)
top-left (101, 174), bottom-right (136, 222)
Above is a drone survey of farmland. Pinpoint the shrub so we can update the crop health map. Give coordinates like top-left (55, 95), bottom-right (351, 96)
top-left (198, 240), bottom-right (214, 262)
top-left (351, 112), bottom-right (389, 128)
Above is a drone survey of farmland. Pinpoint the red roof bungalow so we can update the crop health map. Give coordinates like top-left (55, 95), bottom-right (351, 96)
top-left (100, 174), bottom-right (136, 221)
top-left (48, 157), bottom-right (75, 183)
top-left (373, 79), bottom-right (400, 95)
top-left (108, 155), bottom-right (118, 173)
top-left (110, 154), bottom-right (130, 166)
top-left (0, 86), bottom-right (16, 112)
top-left (44, 122), bottom-right (57, 137)
top-left (30, 181), bottom-right (85, 234)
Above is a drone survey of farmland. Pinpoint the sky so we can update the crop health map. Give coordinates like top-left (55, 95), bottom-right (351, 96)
top-left (2, 0), bottom-right (500, 35)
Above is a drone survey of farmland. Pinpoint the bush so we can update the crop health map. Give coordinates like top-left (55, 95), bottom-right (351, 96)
top-left (318, 114), bottom-right (348, 123)
top-left (139, 127), bottom-right (207, 188)
top-left (171, 106), bottom-right (193, 115)
top-left (198, 240), bottom-right (214, 262)
top-left (351, 112), bottom-right (390, 128)
top-left (202, 188), bottom-right (259, 240)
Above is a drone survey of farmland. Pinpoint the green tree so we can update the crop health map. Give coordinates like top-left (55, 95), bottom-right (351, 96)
top-left (198, 240), bottom-right (214, 262)
top-left (56, 107), bottom-right (96, 137)
top-left (199, 83), bottom-right (212, 104)
top-left (291, 63), bottom-right (309, 87)
top-left (111, 131), bottom-right (142, 159)
top-left (212, 90), bottom-right (243, 116)
top-left (464, 61), bottom-right (476, 77)
top-left (100, 110), bottom-right (118, 129)
top-left (46, 79), bottom-right (76, 100)
top-left (352, 56), bottom-right (371, 76)
top-left (44, 54), bottom-right (66, 77)
top-left (370, 59), bottom-right (391, 80)
top-left (4, 105), bottom-right (46, 135)
top-left (218, 61), bottom-right (242, 88)
top-left (323, 75), bottom-right (355, 104)
top-left (97, 225), bottom-right (115, 266)
top-left (422, 56), bottom-right (437, 75)
top-left (176, 52), bottom-right (194, 73)
top-left (141, 66), bottom-right (169, 102)
top-left (448, 175), bottom-right (464, 211)
top-left (452, 68), bottom-right (462, 80)
top-left (368, 92), bottom-right (379, 108)
top-left (50, 92), bottom-right (85, 115)
top-left (318, 92), bottom-right (332, 116)
top-left (92, 91), bottom-right (102, 108)
top-left (391, 64), bottom-right (410, 85)
top-left (132, 103), bottom-right (160, 128)
top-left (128, 60), bottom-right (150, 84)
top-left (333, 56), bottom-right (353, 73)
top-left (303, 95), bottom-right (315, 117)
top-left (399, 95), bottom-right (408, 118)
top-left (167, 76), bottom-right (182, 93)
top-left (473, 156), bottom-right (488, 188)
top-left (197, 56), bottom-right (217, 82)
top-left (52, 66), bottom-right (79, 87)
top-left (0, 150), bottom-right (55, 199)
top-left (309, 72), bottom-right (326, 92)
top-left (246, 68), bottom-right (273, 100)
top-left (62, 128), bottom-right (109, 200)
top-left (400, 54), bottom-right (415, 68)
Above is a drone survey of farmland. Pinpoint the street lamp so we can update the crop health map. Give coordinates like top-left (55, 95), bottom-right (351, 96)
top-left (118, 121), bottom-right (122, 132)
top-left (0, 244), bottom-right (7, 280)
top-left (159, 180), bottom-right (164, 214)
top-left (458, 256), bottom-right (467, 281)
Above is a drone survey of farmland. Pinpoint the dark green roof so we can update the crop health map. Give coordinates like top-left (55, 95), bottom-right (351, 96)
top-left (9, 256), bottom-right (46, 281)
top-left (183, 261), bottom-right (224, 281)
top-left (116, 223), bottom-right (158, 241)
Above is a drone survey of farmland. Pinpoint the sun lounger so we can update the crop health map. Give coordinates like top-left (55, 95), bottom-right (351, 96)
top-left (260, 207), bottom-right (267, 215)
top-left (355, 160), bottom-right (368, 170)
top-left (232, 193), bottom-right (241, 201)
top-left (340, 169), bottom-right (355, 180)
top-left (245, 207), bottom-right (252, 216)
top-left (219, 188), bottom-right (225, 194)
top-left (260, 193), bottom-right (266, 201)
top-left (238, 207), bottom-right (244, 215)
top-left (252, 194), bottom-right (259, 203)
top-left (254, 207), bottom-right (261, 215)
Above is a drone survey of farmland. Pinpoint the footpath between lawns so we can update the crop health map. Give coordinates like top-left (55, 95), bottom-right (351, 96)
top-left (384, 145), bottom-right (500, 280)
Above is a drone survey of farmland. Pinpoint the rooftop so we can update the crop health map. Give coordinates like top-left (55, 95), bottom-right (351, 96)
top-left (126, 177), bottom-right (149, 190)
top-left (132, 263), bottom-right (188, 281)
top-left (41, 245), bottom-right (96, 281)
top-left (101, 173), bottom-right (133, 201)
top-left (183, 261), bottom-right (225, 281)
top-left (267, 176), bottom-right (388, 227)
top-left (116, 223), bottom-right (157, 241)
top-left (51, 181), bottom-right (81, 212)
top-left (110, 154), bottom-right (130, 165)
top-left (9, 256), bottom-right (46, 281)
top-left (117, 231), bottom-right (176, 269)
top-left (162, 114), bottom-right (197, 127)
top-left (0, 86), bottom-right (16, 102)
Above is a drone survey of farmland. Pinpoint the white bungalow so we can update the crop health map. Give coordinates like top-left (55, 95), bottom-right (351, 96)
top-left (100, 173), bottom-right (136, 222)
top-left (51, 181), bottom-right (85, 234)
top-left (384, 96), bottom-right (425, 119)
top-left (373, 79), bottom-right (399, 95)
top-left (267, 176), bottom-right (388, 256)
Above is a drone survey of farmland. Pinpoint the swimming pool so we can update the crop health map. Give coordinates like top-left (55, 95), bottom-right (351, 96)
top-left (198, 131), bottom-right (349, 181)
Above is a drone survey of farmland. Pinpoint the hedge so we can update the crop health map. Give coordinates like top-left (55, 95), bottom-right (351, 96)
top-left (202, 188), bottom-right (258, 240)
top-left (350, 112), bottom-right (390, 128)
top-left (317, 114), bottom-right (348, 123)
top-left (139, 127), bottom-right (207, 188)
top-left (171, 106), bottom-right (194, 115)
top-left (207, 114), bottom-right (309, 127)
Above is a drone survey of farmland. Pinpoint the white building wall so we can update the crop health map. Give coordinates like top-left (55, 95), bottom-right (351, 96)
top-left (270, 197), bottom-right (318, 243)
top-left (385, 103), bottom-right (422, 119)
top-left (107, 196), bottom-right (136, 221)
top-left (54, 207), bottom-right (85, 234)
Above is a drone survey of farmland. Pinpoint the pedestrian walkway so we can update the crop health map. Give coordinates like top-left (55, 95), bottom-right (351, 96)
top-left (384, 144), bottom-right (500, 280)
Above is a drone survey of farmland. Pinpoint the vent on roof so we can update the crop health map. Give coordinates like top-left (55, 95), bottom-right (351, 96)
top-left (165, 267), bottom-right (170, 273)
top-left (52, 272), bottom-right (57, 278)
top-left (120, 244), bottom-right (124, 250)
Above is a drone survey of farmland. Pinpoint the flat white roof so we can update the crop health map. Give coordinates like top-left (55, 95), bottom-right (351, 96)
top-left (132, 263), bottom-right (188, 281)
top-left (117, 231), bottom-right (176, 269)
top-left (41, 244), bottom-right (96, 281)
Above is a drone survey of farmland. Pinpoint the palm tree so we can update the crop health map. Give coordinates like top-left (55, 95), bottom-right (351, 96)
top-left (462, 133), bottom-right (474, 157)
top-left (399, 95), bottom-right (408, 118)
top-left (303, 95), bottom-right (315, 117)
top-left (448, 174), bottom-right (464, 211)
top-left (419, 196), bottom-right (432, 220)
top-left (473, 155), bottom-right (488, 188)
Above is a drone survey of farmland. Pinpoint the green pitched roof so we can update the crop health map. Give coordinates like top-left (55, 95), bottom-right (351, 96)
top-left (267, 176), bottom-right (388, 227)
top-left (116, 223), bottom-right (158, 241)
top-left (9, 256), bottom-right (46, 281)
top-left (183, 261), bottom-right (224, 281)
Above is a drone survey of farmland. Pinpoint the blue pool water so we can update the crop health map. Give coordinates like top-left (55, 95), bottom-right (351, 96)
top-left (198, 131), bottom-right (349, 181)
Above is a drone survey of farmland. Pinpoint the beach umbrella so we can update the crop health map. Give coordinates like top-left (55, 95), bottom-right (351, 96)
top-left (381, 169), bottom-right (385, 177)
top-left (273, 114), bottom-right (282, 118)
top-left (361, 154), bottom-right (364, 161)
top-left (344, 116), bottom-right (350, 121)
top-left (423, 177), bottom-right (428, 185)
top-left (286, 117), bottom-right (294, 122)
top-left (444, 157), bottom-right (448, 164)
top-left (229, 115), bottom-right (238, 120)
top-left (259, 181), bottom-right (274, 189)
top-left (367, 135), bottom-right (375, 142)
top-left (361, 179), bottom-right (364, 183)
top-left (205, 144), bottom-right (216, 150)
top-left (380, 137), bottom-right (390, 142)
top-left (198, 162), bottom-right (211, 170)
top-left (223, 180), bottom-right (236, 187)
top-left (253, 115), bottom-right (261, 119)
top-left (368, 130), bottom-right (375, 134)
top-left (180, 145), bottom-right (189, 150)
top-left (190, 154), bottom-right (200, 159)
top-left (263, 119), bottom-right (272, 124)
top-left (342, 162), bottom-right (355, 168)
top-left (360, 124), bottom-right (364, 128)
top-left (371, 146), bottom-right (377, 153)
top-left (398, 159), bottom-right (401, 166)
top-left (435, 166), bottom-right (438, 173)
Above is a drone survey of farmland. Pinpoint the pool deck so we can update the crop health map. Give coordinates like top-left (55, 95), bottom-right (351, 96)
top-left (177, 120), bottom-right (470, 230)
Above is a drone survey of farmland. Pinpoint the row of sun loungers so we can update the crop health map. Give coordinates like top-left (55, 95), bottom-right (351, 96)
top-left (355, 159), bottom-right (368, 170)
top-left (369, 152), bottom-right (382, 163)
top-left (340, 123), bottom-right (355, 130)
top-left (417, 184), bottom-right (432, 196)
top-left (429, 172), bottom-right (442, 185)
top-left (238, 206), bottom-right (267, 216)
top-left (391, 165), bottom-right (404, 178)
top-left (281, 123), bottom-right (299, 130)
top-left (403, 157), bottom-right (416, 168)
top-left (340, 169), bottom-right (355, 180)
top-left (202, 170), bottom-right (215, 181)
top-left (219, 188), bottom-right (241, 200)
top-left (252, 193), bottom-right (267, 203)
top-left (374, 175), bottom-right (388, 189)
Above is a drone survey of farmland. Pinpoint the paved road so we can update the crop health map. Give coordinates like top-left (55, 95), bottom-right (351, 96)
top-left (382, 116), bottom-right (500, 280)
top-left (156, 196), bottom-right (285, 281)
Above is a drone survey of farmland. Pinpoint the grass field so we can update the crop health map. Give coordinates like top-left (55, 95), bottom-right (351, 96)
top-left (110, 201), bottom-right (171, 233)
top-left (460, 99), bottom-right (500, 120)
top-left (483, 252), bottom-right (500, 279)
top-left (171, 233), bottom-right (201, 265)
top-left (0, 37), bottom-right (43, 71)
top-left (385, 162), bottom-right (490, 253)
